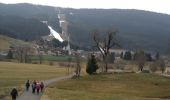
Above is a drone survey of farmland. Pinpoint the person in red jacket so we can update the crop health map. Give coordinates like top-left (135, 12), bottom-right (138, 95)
top-left (36, 82), bottom-right (41, 94)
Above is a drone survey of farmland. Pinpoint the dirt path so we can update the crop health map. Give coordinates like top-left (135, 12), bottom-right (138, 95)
top-left (17, 75), bottom-right (73, 100)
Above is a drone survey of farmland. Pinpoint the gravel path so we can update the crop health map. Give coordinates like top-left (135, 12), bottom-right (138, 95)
top-left (17, 75), bottom-right (73, 100)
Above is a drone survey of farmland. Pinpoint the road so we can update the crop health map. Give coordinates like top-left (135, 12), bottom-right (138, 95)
top-left (17, 75), bottom-right (73, 100)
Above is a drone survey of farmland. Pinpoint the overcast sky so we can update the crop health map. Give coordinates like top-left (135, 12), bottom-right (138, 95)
top-left (0, 0), bottom-right (170, 15)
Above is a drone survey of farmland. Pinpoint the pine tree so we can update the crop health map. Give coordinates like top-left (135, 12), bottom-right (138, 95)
top-left (86, 55), bottom-right (98, 75)
top-left (120, 52), bottom-right (124, 59)
top-left (123, 51), bottom-right (132, 60)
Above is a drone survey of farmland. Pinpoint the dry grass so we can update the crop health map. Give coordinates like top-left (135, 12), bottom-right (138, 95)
top-left (44, 73), bottom-right (170, 100)
top-left (0, 61), bottom-right (66, 98)
top-left (0, 35), bottom-right (29, 51)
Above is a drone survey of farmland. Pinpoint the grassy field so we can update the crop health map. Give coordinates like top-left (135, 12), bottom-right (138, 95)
top-left (44, 73), bottom-right (170, 100)
top-left (0, 35), bottom-right (29, 51)
top-left (0, 61), bottom-right (66, 99)
top-left (31, 55), bottom-right (76, 62)
top-left (31, 55), bottom-right (87, 63)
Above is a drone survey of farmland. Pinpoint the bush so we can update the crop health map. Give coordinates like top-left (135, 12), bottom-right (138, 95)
top-left (86, 55), bottom-right (98, 75)
top-left (123, 51), bottom-right (132, 60)
top-left (49, 61), bottom-right (54, 66)
top-left (158, 59), bottom-right (166, 73)
top-left (115, 62), bottom-right (125, 70)
top-left (150, 62), bottom-right (157, 72)
top-left (32, 62), bottom-right (38, 64)
top-left (142, 70), bottom-right (150, 73)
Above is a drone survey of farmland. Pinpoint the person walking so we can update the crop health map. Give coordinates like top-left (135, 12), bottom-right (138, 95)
top-left (40, 82), bottom-right (44, 92)
top-left (33, 80), bottom-right (36, 85)
top-left (25, 80), bottom-right (30, 91)
top-left (32, 80), bottom-right (36, 94)
top-left (32, 83), bottom-right (36, 94)
top-left (36, 82), bottom-right (41, 94)
top-left (10, 88), bottom-right (18, 100)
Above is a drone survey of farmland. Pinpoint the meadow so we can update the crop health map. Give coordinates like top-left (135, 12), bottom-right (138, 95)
top-left (43, 73), bottom-right (170, 100)
top-left (0, 35), bottom-right (29, 51)
top-left (0, 61), bottom-right (66, 99)
top-left (31, 55), bottom-right (75, 62)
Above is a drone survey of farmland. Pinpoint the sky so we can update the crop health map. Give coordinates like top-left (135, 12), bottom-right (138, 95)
top-left (0, 0), bottom-right (170, 15)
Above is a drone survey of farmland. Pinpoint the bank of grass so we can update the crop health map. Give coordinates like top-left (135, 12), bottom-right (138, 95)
top-left (0, 35), bottom-right (29, 51)
top-left (0, 61), bottom-right (66, 99)
top-left (44, 73), bottom-right (170, 100)
top-left (31, 55), bottom-right (86, 63)
top-left (31, 55), bottom-right (73, 62)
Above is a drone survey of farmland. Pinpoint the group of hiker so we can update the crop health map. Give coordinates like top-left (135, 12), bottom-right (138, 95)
top-left (26, 80), bottom-right (44, 94)
top-left (10, 80), bottom-right (44, 100)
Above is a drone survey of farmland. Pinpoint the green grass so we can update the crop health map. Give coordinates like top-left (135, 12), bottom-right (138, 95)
top-left (31, 55), bottom-right (75, 62)
top-left (0, 61), bottom-right (66, 98)
top-left (31, 55), bottom-right (86, 63)
top-left (44, 73), bottom-right (170, 100)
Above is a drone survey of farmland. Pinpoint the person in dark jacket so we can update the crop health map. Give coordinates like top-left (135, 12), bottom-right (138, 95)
top-left (25, 80), bottom-right (30, 91)
top-left (10, 88), bottom-right (18, 100)
top-left (40, 82), bottom-right (44, 92)
top-left (32, 82), bottom-right (36, 94)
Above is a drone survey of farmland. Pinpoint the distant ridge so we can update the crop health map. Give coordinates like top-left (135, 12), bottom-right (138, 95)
top-left (0, 3), bottom-right (170, 53)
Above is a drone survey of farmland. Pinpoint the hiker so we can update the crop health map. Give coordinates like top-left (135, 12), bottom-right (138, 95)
top-left (32, 81), bottom-right (36, 94)
top-left (40, 82), bottom-right (44, 92)
top-left (10, 88), bottom-right (18, 100)
top-left (25, 80), bottom-right (30, 91)
top-left (36, 82), bottom-right (41, 94)
top-left (33, 80), bottom-right (36, 85)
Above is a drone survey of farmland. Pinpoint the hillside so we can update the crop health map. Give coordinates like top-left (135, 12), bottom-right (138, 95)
top-left (0, 35), bottom-right (29, 51)
top-left (0, 3), bottom-right (62, 33)
top-left (0, 3), bottom-right (170, 52)
top-left (0, 14), bottom-right (51, 41)
top-left (64, 9), bottom-right (170, 52)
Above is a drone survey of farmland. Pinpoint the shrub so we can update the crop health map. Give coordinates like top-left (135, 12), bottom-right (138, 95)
top-left (123, 51), bottom-right (132, 60)
top-left (142, 70), bottom-right (150, 73)
top-left (158, 59), bottom-right (166, 73)
top-left (150, 62), bottom-right (157, 72)
top-left (32, 62), bottom-right (38, 64)
top-left (86, 55), bottom-right (98, 75)
top-left (49, 61), bottom-right (54, 66)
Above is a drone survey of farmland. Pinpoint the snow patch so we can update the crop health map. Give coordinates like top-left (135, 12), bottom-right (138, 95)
top-left (48, 26), bottom-right (64, 42)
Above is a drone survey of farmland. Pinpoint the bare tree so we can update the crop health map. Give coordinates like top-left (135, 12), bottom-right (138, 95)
top-left (134, 50), bottom-right (146, 71)
top-left (149, 62), bottom-right (158, 73)
top-left (37, 48), bottom-right (43, 64)
top-left (14, 46), bottom-right (22, 63)
top-left (75, 54), bottom-right (81, 77)
top-left (158, 59), bottom-right (166, 73)
top-left (14, 45), bottom-right (32, 63)
top-left (66, 57), bottom-right (72, 75)
top-left (23, 46), bottom-right (32, 63)
top-left (93, 30), bottom-right (118, 72)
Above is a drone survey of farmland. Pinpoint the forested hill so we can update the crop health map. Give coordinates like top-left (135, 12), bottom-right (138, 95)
top-left (0, 3), bottom-right (60, 41)
top-left (0, 3), bottom-right (170, 52)
top-left (64, 9), bottom-right (170, 53)
top-left (0, 3), bottom-right (61, 31)
top-left (0, 3), bottom-right (56, 20)
top-left (0, 15), bottom-right (50, 41)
